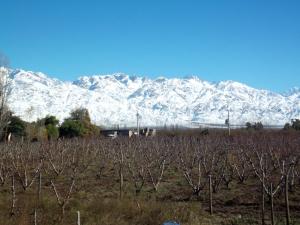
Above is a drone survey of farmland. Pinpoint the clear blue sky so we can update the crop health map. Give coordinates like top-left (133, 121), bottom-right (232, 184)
top-left (0, 0), bottom-right (299, 92)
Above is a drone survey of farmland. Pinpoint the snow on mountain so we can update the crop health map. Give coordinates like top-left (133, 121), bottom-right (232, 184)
top-left (3, 68), bottom-right (300, 127)
top-left (284, 87), bottom-right (300, 97)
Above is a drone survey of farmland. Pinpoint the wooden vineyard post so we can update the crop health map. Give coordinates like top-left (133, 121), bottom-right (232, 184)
top-left (270, 183), bottom-right (275, 225)
top-left (285, 175), bottom-right (290, 225)
top-left (34, 209), bottom-right (37, 225)
top-left (77, 211), bottom-right (81, 225)
top-left (38, 172), bottom-right (42, 201)
top-left (119, 149), bottom-right (124, 200)
top-left (10, 174), bottom-right (16, 216)
top-left (209, 175), bottom-right (213, 215)
top-left (261, 174), bottom-right (265, 225)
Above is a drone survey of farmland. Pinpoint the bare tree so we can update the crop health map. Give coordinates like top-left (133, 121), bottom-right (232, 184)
top-left (143, 138), bottom-right (168, 193)
top-left (201, 143), bottom-right (226, 193)
top-left (126, 142), bottom-right (146, 196)
top-left (177, 137), bottom-right (205, 196)
top-left (230, 148), bottom-right (251, 184)
top-left (0, 52), bottom-right (12, 139)
top-left (46, 143), bottom-right (80, 218)
top-left (10, 143), bottom-right (43, 191)
top-left (245, 137), bottom-right (296, 225)
top-left (0, 144), bottom-right (11, 186)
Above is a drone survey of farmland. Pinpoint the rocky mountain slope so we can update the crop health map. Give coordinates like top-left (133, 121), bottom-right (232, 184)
top-left (3, 68), bottom-right (300, 127)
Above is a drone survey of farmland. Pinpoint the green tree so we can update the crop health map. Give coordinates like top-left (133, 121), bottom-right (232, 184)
top-left (253, 122), bottom-right (263, 130)
top-left (59, 108), bottom-right (99, 138)
top-left (245, 122), bottom-right (263, 131)
top-left (245, 122), bottom-right (252, 130)
top-left (70, 108), bottom-right (91, 122)
top-left (36, 115), bottom-right (60, 140)
top-left (46, 124), bottom-right (59, 140)
top-left (44, 115), bottom-right (59, 126)
top-left (59, 119), bottom-right (85, 138)
top-left (6, 115), bottom-right (26, 137)
top-left (45, 115), bottom-right (59, 140)
top-left (291, 119), bottom-right (300, 130)
top-left (283, 123), bottom-right (291, 130)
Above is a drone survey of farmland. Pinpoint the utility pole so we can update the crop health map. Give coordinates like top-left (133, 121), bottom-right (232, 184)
top-left (225, 108), bottom-right (231, 136)
top-left (136, 111), bottom-right (140, 136)
top-left (225, 94), bottom-right (231, 136)
top-left (227, 109), bottom-right (231, 136)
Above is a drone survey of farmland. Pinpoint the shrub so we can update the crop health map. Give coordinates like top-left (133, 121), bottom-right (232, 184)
top-left (26, 124), bottom-right (48, 142)
top-left (245, 122), bottom-right (263, 131)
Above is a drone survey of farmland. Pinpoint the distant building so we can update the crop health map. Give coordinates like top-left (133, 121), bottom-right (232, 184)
top-left (101, 127), bottom-right (156, 138)
top-left (101, 129), bottom-right (134, 138)
top-left (140, 127), bottom-right (156, 137)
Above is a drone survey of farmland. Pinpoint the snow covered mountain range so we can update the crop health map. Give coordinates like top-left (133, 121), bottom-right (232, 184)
top-left (3, 68), bottom-right (300, 127)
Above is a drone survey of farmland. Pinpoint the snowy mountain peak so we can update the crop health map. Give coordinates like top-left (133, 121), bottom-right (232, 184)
top-left (284, 87), bottom-right (300, 96)
top-left (3, 69), bottom-right (300, 127)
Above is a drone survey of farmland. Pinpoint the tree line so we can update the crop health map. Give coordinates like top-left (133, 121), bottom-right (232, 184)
top-left (3, 108), bottom-right (100, 142)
